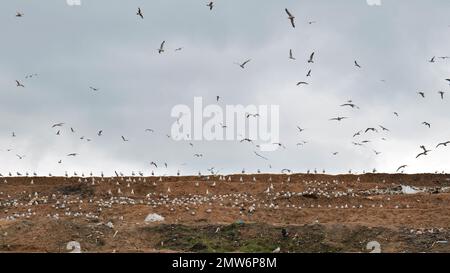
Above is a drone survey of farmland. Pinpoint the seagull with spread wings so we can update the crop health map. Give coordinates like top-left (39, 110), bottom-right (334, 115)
top-left (136, 7), bottom-right (144, 19)
top-left (308, 52), bottom-right (315, 63)
top-left (396, 165), bottom-right (407, 172)
top-left (285, 9), bottom-right (295, 28)
top-left (207, 2), bottom-right (214, 10)
top-left (158, 41), bottom-right (165, 54)
top-left (330, 117), bottom-right (348, 121)
top-left (289, 49), bottom-right (296, 60)
top-left (354, 60), bottom-right (362, 68)
top-left (438, 91), bottom-right (445, 100)
top-left (436, 141), bottom-right (450, 148)
top-left (235, 59), bottom-right (251, 69)
top-left (15, 80), bottom-right (25, 87)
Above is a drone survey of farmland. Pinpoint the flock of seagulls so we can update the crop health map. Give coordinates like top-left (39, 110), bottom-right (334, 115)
top-left (4, 4), bottom-right (450, 176)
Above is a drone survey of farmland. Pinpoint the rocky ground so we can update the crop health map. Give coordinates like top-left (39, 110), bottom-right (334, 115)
top-left (0, 173), bottom-right (449, 253)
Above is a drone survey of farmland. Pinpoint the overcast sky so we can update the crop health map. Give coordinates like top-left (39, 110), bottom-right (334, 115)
top-left (0, 0), bottom-right (449, 176)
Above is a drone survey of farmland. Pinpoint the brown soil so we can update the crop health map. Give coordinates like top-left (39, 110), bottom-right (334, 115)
top-left (0, 173), bottom-right (449, 253)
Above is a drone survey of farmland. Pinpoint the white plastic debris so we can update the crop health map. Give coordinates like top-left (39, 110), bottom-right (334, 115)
top-left (401, 185), bottom-right (420, 194)
top-left (144, 213), bottom-right (165, 223)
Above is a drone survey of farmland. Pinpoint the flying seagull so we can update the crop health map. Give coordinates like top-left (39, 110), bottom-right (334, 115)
top-left (438, 91), bottom-right (445, 100)
top-left (16, 12), bottom-right (24, 17)
top-left (158, 41), bottom-right (165, 54)
top-left (396, 165), bottom-right (407, 172)
top-left (429, 56), bottom-right (435, 63)
top-left (52, 123), bottom-right (64, 128)
top-left (136, 7), bottom-right (144, 19)
top-left (340, 103), bottom-right (359, 109)
top-left (354, 60), bottom-right (361, 68)
top-left (67, 153), bottom-right (78, 157)
top-left (98, 130), bottom-right (103, 136)
top-left (15, 80), bottom-right (25, 87)
top-left (417, 92), bottom-right (425, 98)
top-left (365, 128), bottom-right (378, 133)
top-left (296, 81), bottom-right (309, 86)
top-left (289, 49), bottom-right (296, 60)
top-left (306, 69), bottom-right (312, 77)
top-left (150, 162), bottom-right (158, 168)
top-left (422, 122), bottom-right (431, 128)
top-left (330, 117), bottom-right (348, 121)
top-left (379, 125), bottom-right (390, 132)
top-left (308, 52), bottom-right (315, 63)
top-left (436, 141), bottom-right (450, 148)
top-left (240, 138), bottom-right (253, 144)
top-left (207, 2), bottom-right (214, 10)
top-left (254, 151), bottom-right (268, 160)
top-left (16, 154), bottom-right (25, 160)
top-left (416, 146), bottom-right (431, 158)
top-left (235, 59), bottom-right (251, 69)
top-left (121, 136), bottom-right (129, 142)
top-left (285, 9), bottom-right (295, 28)
top-left (89, 86), bottom-right (99, 91)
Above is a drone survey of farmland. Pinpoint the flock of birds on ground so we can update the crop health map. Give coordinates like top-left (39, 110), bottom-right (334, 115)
top-left (2, 3), bottom-right (450, 177)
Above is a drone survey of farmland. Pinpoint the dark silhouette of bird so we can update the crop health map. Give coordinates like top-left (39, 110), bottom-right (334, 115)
top-left (308, 52), bottom-right (315, 63)
top-left (418, 92), bottom-right (425, 98)
top-left (306, 69), bottom-right (311, 77)
top-left (52, 123), bottom-right (64, 128)
top-left (422, 122), bottom-right (431, 128)
top-left (194, 154), bottom-right (203, 157)
top-left (136, 7), bottom-right (144, 19)
top-left (121, 136), bottom-right (129, 142)
top-left (445, 79), bottom-right (450, 85)
top-left (145, 128), bottom-right (154, 133)
top-left (16, 154), bottom-right (25, 160)
top-left (150, 162), bottom-right (158, 168)
top-left (254, 151), bottom-right (268, 160)
top-left (394, 112), bottom-right (399, 117)
top-left (16, 12), bottom-right (24, 17)
top-left (341, 103), bottom-right (359, 109)
top-left (207, 2), bottom-right (214, 10)
top-left (438, 91), bottom-right (445, 100)
top-left (297, 126), bottom-right (305, 133)
top-left (296, 81), bottom-right (309, 86)
top-left (416, 146), bottom-right (431, 158)
top-left (353, 131), bottom-right (362, 137)
top-left (15, 80), bottom-right (25, 87)
top-left (354, 61), bottom-right (361, 68)
top-left (285, 9), bottom-right (295, 28)
top-left (289, 49), bottom-right (296, 60)
top-left (429, 56), bottom-right (435, 63)
top-left (365, 128), bottom-right (378, 133)
top-left (89, 86), bottom-right (99, 91)
top-left (330, 117), bottom-right (348, 121)
top-left (240, 138), bottom-right (253, 144)
top-left (158, 41), bottom-right (165, 54)
top-left (235, 59), bottom-right (251, 69)
top-left (436, 141), bottom-right (450, 148)
top-left (396, 165), bottom-right (407, 172)
top-left (67, 153), bottom-right (78, 157)
top-left (98, 130), bottom-right (103, 136)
